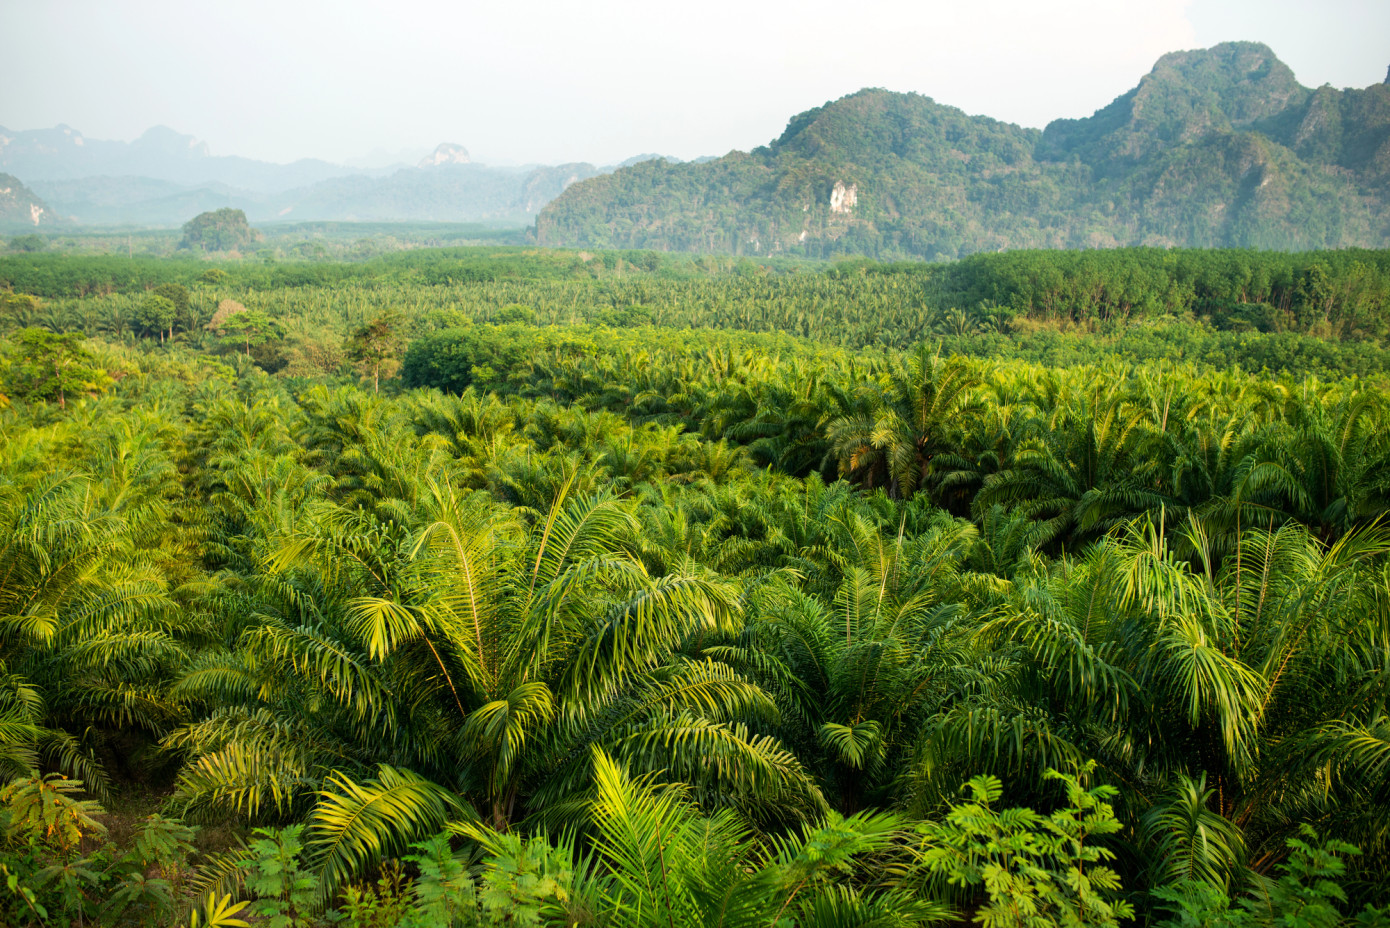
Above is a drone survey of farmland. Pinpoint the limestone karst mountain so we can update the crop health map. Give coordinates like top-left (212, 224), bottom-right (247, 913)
top-left (536, 42), bottom-right (1390, 258)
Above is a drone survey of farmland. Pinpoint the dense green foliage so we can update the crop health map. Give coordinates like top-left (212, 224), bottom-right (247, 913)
top-left (538, 44), bottom-right (1390, 259)
top-left (1, 221), bottom-right (530, 262)
top-left (180, 208), bottom-right (262, 253)
top-left (0, 244), bottom-right (1388, 926)
top-left (5, 244), bottom-right (1390, 375)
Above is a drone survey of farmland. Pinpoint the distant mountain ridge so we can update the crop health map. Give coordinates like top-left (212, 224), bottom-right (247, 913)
top-left (0, 124), bottom-right (353, 192)
top-left (536, 42), bottom-right (1390, 258)
top-left (0, 125), bottom-right (667, 227)
top-left (14, 165), bottom-right (610, 226)
top-left (263, 162), bottom-right (606, 223)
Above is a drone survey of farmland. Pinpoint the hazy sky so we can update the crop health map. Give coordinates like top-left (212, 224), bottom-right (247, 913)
top-left (3, 0), bottom-right (1387, 167)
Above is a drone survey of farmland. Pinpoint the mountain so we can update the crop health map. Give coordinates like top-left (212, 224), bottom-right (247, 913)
top-left (26, 176), bottom-right (263, 226)
top-left (418, 143), bottom-right (471, 167)
top-left (0, 173), bottom-right (59, 230)
top-left (268, 162), bottom-right (603, 223)
top-left (3, 123), bottom-right (615, 226)
top-left (23, 163), bottom-right (605, 226)
top-left (535, 43), bottom-right (1390, 258)
top-left (0, 125), bottom-right (355, 192)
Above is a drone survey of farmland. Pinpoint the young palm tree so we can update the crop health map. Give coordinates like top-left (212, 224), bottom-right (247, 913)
top-left (974, 385), bottom-right (1170, 549)
top-left (166, 474), bottom-right (823, 880)
top-left (0, 449), bottom-right (184, 797)
top-left (721, 509), bottom-right (985, 813)
top-left (826, 347), bottom-right (981, 499)
top-left (572, 748), bottom-right (945, 928)
top-left (1237, 385), bottom-right (1390, 540)
top-left (909, 513), bottom-right (1390, 890)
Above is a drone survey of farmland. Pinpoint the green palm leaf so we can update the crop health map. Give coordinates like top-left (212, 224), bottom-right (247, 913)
top-left (308, 763), bottom-right (471, 897)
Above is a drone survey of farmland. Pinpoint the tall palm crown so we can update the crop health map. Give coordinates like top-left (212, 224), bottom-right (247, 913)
top-left (168, 471), bottom-right (823, 834)
top-left (826, 348), bottom-right (980, 498)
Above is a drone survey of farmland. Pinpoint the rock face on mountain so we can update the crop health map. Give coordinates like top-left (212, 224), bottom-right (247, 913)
top-left (418, 143), bottom-right (472, 167)
top-left (536, 43), bottom-right (1390, 258)
top-left (0, 174), bottom-right (58, 230)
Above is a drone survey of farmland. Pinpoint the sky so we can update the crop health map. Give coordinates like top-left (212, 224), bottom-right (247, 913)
top-left (2, 0), bottom-right (1387, 168)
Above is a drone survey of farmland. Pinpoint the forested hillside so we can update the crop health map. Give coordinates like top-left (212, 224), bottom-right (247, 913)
top-left (537, 42), bottom-right (1390, 258)
top-left (1, 245), bottom-right (1389, 926)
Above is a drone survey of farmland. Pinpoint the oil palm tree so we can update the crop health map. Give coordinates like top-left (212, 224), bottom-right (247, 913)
top-left (166, 474), bottom-right (822, 852)
top-left (826, 347), bottom-right (980, 499)
top-left (974, 387), bottom-right (1170, 549)
top-left (569, 748), bottom-right (946, 928)
top-left (1234, 384), bottom-right (1390, 540)
top-left (0, 455), bottom-right (184, 797)
top-left (912, 513), bottom-right (1390, 890)
top-left (722, 510), bottom-right (984, 813)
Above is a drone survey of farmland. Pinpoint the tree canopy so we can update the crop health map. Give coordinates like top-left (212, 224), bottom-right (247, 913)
top-left (179, 207), bottom-right (261, 252)
top-left (1, 243), bottom-right (1389, 926)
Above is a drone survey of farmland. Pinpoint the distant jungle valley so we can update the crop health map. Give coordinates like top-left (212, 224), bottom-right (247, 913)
top-left (1, 225), bottom-right (1390, 928)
